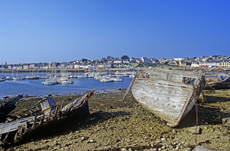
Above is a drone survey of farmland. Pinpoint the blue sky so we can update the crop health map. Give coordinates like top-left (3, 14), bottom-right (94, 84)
top-left (0, 0), bottom-right (229, 64)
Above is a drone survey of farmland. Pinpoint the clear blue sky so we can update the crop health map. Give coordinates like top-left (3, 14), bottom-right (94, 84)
top-left (0, 0), bottom-right (229, 64)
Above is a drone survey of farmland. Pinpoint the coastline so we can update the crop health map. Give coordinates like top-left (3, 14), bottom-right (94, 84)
top-left (1, 89), bottom-right (230, 150)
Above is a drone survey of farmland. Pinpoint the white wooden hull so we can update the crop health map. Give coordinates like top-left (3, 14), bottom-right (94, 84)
top-left (132, 69), bottom-right (205, 127)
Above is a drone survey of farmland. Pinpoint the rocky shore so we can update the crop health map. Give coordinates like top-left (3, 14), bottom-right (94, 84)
top-left (0, 88), bottom-right (230, 151)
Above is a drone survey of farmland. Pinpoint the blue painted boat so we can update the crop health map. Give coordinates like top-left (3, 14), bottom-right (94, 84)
top-left (205, 74), bottom-right (230, 89)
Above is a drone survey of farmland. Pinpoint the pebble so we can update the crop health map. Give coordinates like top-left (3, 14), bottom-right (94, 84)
top-left (155, 139), bottom-right (161, 144)
top-left (185, 147), bottom-right (191, 151)
top-left (65, 147), bottom-right (69, 150)
top-left (180, 145), bottom-right (184, 149)
top-left (173, 142), bottom-right (177, 145)
top-left (161, 138), bottom-right (166, 142)
top-left (53, 141), bottom-right (58, 145)
top-left (89, 139), bottom-right (95, 143)
top-left (172, 129), bottom-right (177, 134)
top-left (192, 146), bottom-right (216, 151)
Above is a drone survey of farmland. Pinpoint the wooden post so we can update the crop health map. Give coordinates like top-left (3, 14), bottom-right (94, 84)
top-left (53, 106), bottom-right (58, 118)
top-left (3, 133), bottom-right (9, 142)
top-left (25, 122), bottom-right (29, 133)
top-left (18, 126), bottom-right (23, 136)
top-left (39, 114), bottom-right (45, 124)
top-left (200, 91), bottom-right (205, 103)
top-left (122, 72), bottom-right (137, 102)
top-left (32, 113), bottom-right (37, 128)
top-left (14, 132), bottom-right (18, 142)
top-left (48, 108), bottom-right (52, 120)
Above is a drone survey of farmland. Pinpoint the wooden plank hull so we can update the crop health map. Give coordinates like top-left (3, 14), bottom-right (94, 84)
top-left (205, 74), bottom-right (230, 89)
top-left (131, 69), bottom-right (205, 127)
top-left (0, 89), bottom-right (95, 145)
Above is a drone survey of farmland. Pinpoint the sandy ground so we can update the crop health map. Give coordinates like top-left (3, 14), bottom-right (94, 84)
top-left (0, 88), bottom-right (230, 151)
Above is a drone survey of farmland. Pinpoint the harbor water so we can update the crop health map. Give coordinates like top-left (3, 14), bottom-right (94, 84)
top-left (0, 72), bottom-right (133, 99)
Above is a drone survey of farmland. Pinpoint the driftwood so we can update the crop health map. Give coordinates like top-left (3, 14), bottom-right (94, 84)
top-left (0, 89), bottom-right (95, 145)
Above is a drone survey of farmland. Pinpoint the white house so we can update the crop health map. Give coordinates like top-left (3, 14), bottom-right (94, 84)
top-left (114, 60), bottom-right (122, 64)
top-left (191, 62), bottom-right (199, 68)
top-left (141, 57), bottom-right (149, 63)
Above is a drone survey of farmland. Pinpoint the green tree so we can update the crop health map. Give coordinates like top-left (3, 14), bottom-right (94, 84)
top-left (82, 58), bottom-right (88, 63)
top-left (121, 55), bottom-right (129, 63)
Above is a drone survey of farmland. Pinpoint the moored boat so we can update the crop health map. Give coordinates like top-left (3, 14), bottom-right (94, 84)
top-left (26, 75), bottom-right (39, 80)
top-left (42, 78), bottom-right (57, 85)
top-left (110, 77), bottom-right (123, 82)
top-left (100, 77), bottom-right (113, 82)
top-left (131, 68), bottom-right (205, 127)
top-left (0, 79), bottom-right (5, 82)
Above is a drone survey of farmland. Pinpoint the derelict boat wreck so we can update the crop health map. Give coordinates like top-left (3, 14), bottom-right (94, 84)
top-left (0, 89), bottom-right (95, 145)
top-left (131, 69), bottom-right (205, 127)
top-left (205, 73), bottom-right (230, 89)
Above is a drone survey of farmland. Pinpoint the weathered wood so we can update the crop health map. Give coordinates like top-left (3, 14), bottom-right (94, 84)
top-left (3, 132), bottom-right (9, 142)
top-left (122, 72), bottom-right (137, 102)
top-left (0, 95), bottom-right (23, 114)
top-left (205, 73), bottom-right (229, 89)
top-left (132, 69), bottom-right (205, 127)
top-left (0, 89), bottom-right (95, 144)
top-left (39, 114), bottom-right (45, 125)
top-left (32, 114), bottom-right (37, 128)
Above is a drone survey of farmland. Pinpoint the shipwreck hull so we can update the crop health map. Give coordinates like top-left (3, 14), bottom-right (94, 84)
top-left (205, 74), bottom-right (230, 89)
top-left (0, 89), bottom-right (95, 145)
top-left (132, 69), bottom-right (205, 127)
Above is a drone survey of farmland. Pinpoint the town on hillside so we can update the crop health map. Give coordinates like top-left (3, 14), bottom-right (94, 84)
top-left (1, 55), bottom-right (230, 71)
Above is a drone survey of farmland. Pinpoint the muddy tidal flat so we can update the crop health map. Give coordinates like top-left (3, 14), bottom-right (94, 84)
top-left (1, 89), bottom-right (230, 151)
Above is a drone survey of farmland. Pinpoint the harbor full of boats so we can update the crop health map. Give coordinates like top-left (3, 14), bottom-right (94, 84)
top-left (0, 69), bottom-right (136, 85)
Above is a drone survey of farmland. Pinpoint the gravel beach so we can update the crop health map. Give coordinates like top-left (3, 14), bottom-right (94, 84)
top-left (0, 88), bottom-right (230, 151)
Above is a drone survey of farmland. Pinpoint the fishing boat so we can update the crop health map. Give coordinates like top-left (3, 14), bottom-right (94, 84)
top-left (0, 79), bottom-right (5, 82)
top-left (76, 74), bottom-right (86, 78)
top-left (58, 76), bottom-right (73, 85)
top-left (26, 70), bottom-right (39, 80)
top-left (0, 89), bottom-right (95, 145)
top-left (205, 73), bottom-right (230, 89)
top-left (131, 69), bottom-right (205, 127)
top-left (100, 76), bottom-right (113, 82)
top-left (5, 76), bottom-right (13, 80)
top-left (61, 79), bottom-right (74, 84)
top-left (42, 78), bottom-right (57, 85)
top-left (110, 77), bottom-right (123, 82)
top-left (26, 75), bottom-right (39, 80)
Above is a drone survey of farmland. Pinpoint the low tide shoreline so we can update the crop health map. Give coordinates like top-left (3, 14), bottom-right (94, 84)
top-left (1, 89), bottom-right (230, 151)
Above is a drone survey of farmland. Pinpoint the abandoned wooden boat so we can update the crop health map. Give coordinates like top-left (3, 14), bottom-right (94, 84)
top-left (131, 69), bottom-right (205, 127)
top-left (0, 89), bottom-right (95, 145)
top-left (205, 73), bottom-right (230, 89)
top-left (0, 95), bottom-right (23, 122)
